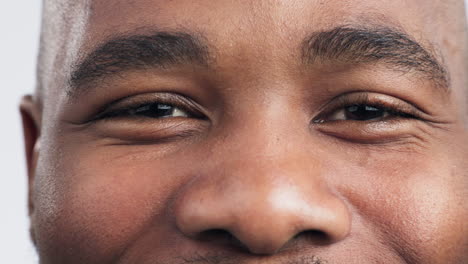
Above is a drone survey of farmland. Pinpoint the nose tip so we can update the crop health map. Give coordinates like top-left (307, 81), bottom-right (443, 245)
top-left (176, 203), bottom-right (297, 255)
top-left (174, 180), bottom-right (351, 255)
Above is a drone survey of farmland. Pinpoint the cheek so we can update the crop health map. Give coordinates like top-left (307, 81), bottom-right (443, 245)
top-left (405, 163), bottom-right (468, 263)
top-left (338, 149), bottom-right (468, 263)
top-left (33, 143), bottom-right (184, 263)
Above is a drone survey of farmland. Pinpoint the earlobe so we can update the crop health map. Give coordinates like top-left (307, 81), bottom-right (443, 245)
top-left (19, 95), bottom-right (41, 245)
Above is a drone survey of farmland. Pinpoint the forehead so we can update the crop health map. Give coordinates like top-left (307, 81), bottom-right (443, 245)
top-left (42, 0), bottom-right (466, 111)
top-left (69, 0), bottom-right (450, 88)
top-left (85, 0), bottom-right (435, 46)
top-left (59, 0), bottom-right (457, 86)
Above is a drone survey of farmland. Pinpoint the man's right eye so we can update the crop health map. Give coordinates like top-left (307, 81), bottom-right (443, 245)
top-left (99, 102), bottom-right (190, 120)
top-left (89, 93), bottom-right (206, 122)
top-left (80, 93), bottom-right (209, 143)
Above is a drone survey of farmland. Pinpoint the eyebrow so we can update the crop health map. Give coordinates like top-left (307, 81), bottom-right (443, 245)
top-left (302, 26), bottom-right (450, 89)
top-left (68, 32), bottom-right (209, 96)
top-left (69, 26), bottom-right (450, 97)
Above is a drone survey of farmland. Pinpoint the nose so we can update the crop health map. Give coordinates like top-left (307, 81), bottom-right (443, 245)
top-left (173, 152), bottom-right (351, 255)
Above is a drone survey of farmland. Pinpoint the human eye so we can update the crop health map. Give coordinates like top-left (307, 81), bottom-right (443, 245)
top-left (92, 93), bottom-right (205, 122)
top-left (314, 93), bottom-right (419, 123)
top-left (312, 92), bottom-right (425, 143)
top-left (84, 93), bottom-right (208, 143)
top-left (97, 102), bottom-right (190, 120)
top-left (327, 104), bottom-right (392, 121)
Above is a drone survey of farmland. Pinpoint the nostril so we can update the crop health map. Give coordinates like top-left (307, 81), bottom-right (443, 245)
top-left (197, 229), bottom-right (248, 251)
top-left (198, 229), bottom-right (232, 241)
top-left (299, 230), bottom-right (334, 245)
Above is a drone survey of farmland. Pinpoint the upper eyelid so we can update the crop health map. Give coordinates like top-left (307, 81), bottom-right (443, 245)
top-left (103, 93), bottom-right (191, 111)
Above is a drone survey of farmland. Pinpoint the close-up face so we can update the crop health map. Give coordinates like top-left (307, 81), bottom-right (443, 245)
top-left (20, 0), bottom-right (468, 263)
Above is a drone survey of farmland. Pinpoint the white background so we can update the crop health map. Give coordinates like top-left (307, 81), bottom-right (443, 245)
top-left (1, 2), bottom-right (467, 263)
top-left (0, 1), bottom-right (41, 263)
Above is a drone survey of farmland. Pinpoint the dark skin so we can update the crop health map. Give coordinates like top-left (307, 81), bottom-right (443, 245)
top-left (21, 0), bottom-right (468, 263)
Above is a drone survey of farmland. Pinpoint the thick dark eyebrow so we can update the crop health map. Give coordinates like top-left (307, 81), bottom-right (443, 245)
top-left (302, 26), bottom-right (450, 90)
top-left (68, 31), bottom-right (210, 96)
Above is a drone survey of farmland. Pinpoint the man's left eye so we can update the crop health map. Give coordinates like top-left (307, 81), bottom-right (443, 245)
top-left (328, 104), bottom-right (390, 121)
top-left (313, 92), bottom-right (420, 124)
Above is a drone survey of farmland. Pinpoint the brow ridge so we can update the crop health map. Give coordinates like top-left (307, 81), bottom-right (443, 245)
top-left (68, 26), bottom-right (449, 98)
top-left (302, 25), bottom-right (449, 89)
top-left (68, 31), bottom-right (209, 96)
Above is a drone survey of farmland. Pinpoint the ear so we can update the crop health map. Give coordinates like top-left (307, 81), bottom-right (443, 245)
top-left (19, 95), bottom-right (42, 245)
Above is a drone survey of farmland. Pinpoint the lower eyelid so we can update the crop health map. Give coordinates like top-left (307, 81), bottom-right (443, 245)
top-left (90, 117), bottom-right (209, 142)
top-left (313, 118), bottom-right (414, 141)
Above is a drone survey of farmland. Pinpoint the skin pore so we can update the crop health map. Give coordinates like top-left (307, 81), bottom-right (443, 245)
top-left (21, 0), bottom-right (467, 263)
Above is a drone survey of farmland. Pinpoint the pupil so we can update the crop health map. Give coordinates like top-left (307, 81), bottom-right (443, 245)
top-left (345, 105), bottom-right (384, 121)
top-left (134, 103), bottom-right (174, 117)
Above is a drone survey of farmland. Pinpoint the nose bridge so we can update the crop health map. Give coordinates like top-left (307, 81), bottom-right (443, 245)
top-left (204, 107), bottom-right (320, 216)
top-left (222, 94), bottom-right (310, 160)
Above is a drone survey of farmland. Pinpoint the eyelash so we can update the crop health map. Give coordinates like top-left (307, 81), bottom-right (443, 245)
top-left (97, 103), bottom-right (183, 119)
top-left (90, 95), bottom-right (205, 122)
top-left (314, 93), bottom-right (421, 123)
top-left (90, 93), bottom-right (420, 125)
